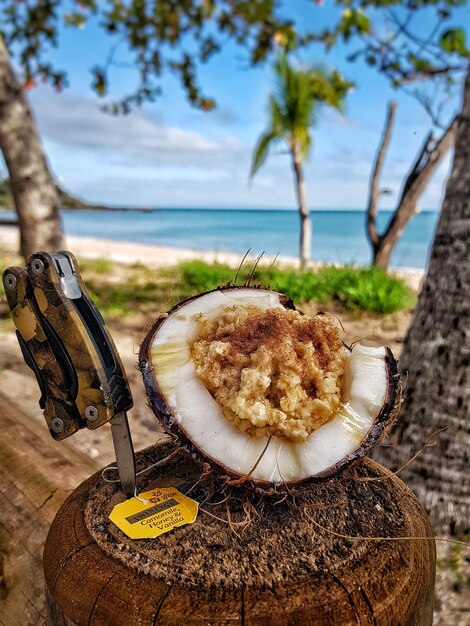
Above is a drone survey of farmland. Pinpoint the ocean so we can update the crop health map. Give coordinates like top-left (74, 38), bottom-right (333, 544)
top-left (2, 208), bottom-right (439, 269)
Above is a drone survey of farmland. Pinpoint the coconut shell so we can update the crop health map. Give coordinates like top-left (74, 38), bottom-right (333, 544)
top-left (139, 287), bottom-right (401, 495)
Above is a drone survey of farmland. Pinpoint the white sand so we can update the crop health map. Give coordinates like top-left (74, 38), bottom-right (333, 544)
top-left (0, 225), bottom-right (424, 292)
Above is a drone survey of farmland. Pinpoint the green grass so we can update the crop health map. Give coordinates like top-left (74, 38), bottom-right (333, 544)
top-left (0, 252), bottom-right (415, 320)
top-left (85, 265), bottom-right (183, 317)
top-left (79, 257), bottom-right (114, 274)
top-left (179, 261), bottom-right (415, 314)
top-left (178, 260), bottom-right (241, 292)
top-left (76, 260), bottom-right (417, 316)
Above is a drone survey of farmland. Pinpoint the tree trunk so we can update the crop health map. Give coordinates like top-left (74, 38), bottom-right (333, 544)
top-left (0, 38), bottom-right (64, 261)
top-left (375, 68), bottom-right (470, 535)
top-left (373, 198), bottom-right (417, 269)
top-left (366, 102), bottom-right (457, 270)
top-left (292, 153), bottom-right (311, 269)
top-left (366, 100), bottom-right (397, 258)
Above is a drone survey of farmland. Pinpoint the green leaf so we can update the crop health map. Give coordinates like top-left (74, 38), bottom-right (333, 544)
top-left (64, 13), bottom-right (86, 28)
top-left (91, 68), bottom-right (107, 96)
top-left (338, 8), bottom-right (370, 41)
top-left (355, 11), bottom-right (371, 34)
top-left (251, 131), bottom-right (279, 178)
top-left (413, 58), bottom-right (433, 72)
top-left (439, 28), bottom-right (469, 55)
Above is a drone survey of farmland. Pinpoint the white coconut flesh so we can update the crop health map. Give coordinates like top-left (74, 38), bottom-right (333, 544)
top-left (149, 288), bottom-right (390, 485)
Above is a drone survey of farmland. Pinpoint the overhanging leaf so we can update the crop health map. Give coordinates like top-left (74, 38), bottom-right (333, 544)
top-left (439, 28), bottom-right (469, 56)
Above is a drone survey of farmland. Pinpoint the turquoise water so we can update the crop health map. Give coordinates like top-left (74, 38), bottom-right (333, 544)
top-left (65, 208), bottom-right (438, 269)
top-left (2, 208), bottom-right (439, 268)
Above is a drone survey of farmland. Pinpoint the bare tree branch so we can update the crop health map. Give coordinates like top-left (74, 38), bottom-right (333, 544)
top-left (395, 66), bottom-right (466, 85)
top-left (372, 113), bottom-right (458, 268)
top-left (366, 100), bottom-right (397, 249)
top-left (390, 114), bottom-right (458, 228)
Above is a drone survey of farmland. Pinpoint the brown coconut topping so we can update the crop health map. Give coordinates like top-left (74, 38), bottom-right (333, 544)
top-left (191, 305), bottom-right (346, 442)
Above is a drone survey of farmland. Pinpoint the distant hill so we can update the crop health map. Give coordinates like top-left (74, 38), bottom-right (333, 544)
top-left (0, 178), bottom-right (103, 211)
top-left (57, 187), bottom-right (104, 210)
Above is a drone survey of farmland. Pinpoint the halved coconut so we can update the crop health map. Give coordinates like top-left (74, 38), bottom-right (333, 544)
top-left (139, 287), bottom-right (400, 493)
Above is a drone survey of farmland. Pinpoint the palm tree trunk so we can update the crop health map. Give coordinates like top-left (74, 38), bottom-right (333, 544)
top-left (292, 153), bottom-right (311, 269)
top-left (374, 68), bottom-right (470, 535)
top-left (0, 37), bottom-right (64, 260)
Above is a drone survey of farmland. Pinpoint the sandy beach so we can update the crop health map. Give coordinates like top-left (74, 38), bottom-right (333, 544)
top-left (0, 224), bottom-right (425, 291)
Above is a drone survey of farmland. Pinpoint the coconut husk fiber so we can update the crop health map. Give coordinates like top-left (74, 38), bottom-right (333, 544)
top-left (85, 442), bottom-right (429, 591)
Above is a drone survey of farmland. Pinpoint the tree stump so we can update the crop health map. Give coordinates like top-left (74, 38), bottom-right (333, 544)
top-left (43, 444), bottom-right (435, 625)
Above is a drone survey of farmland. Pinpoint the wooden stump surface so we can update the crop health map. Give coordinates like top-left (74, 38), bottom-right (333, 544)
top-left (44, 444), bottom-right (436, 626)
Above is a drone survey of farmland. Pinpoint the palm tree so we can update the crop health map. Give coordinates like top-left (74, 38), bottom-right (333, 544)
top-left (251, 54), bottom-right (351, 268)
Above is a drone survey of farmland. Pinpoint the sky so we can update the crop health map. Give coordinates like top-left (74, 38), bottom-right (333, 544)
top-left (5, 0), bottom-right (469, 210)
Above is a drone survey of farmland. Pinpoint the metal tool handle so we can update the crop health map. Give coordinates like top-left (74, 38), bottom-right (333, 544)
top-left (4, 252), bottom-right (137, 497)
top-left (3, 266), bottom-right (82, 439)
top-left (27, 251), bottom-right (133, 430)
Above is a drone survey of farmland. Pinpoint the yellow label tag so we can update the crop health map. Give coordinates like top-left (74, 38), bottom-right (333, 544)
top-left (109, 487), bottom-right (198, 539)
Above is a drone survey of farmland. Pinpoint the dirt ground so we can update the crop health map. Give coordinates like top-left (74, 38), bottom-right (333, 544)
top-left (0, 245), bottom-right (468, 624)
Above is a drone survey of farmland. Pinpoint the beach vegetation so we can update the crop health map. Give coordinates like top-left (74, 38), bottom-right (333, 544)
top-left (79, 258), bottom-right (114, 275)
top-left (1, 253), bottom-right (413, 320)
top-left (84, 278), bottom-right (178, 318)
top-left (179, 260), bottom-right (415, 314)
top-left (176, 260), bottom-right (236, 293)
top-left (265, 265), bottom-right (415, 313)
top-left (251, 54), bottom-right (352, 269)
top-left (80, 262), bottom-right (183, 318)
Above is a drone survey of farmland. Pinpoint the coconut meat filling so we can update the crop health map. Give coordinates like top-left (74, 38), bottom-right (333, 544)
top-left (151, 289), bottom-right (388, 484)
top-left (191, 305), bottom-right (346, 441)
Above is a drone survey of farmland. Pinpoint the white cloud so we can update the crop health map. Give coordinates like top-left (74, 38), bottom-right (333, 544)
top-left (24, 86), bottom-right (451, 210)
top-left (29, 88), bottom-right (243, 168)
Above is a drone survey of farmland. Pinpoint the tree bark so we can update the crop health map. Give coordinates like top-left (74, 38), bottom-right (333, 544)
top-left (373, 196), bottom-right (417, 269)
top-left (292, 152), bottom-right (311, 269)
top-left (366, 100), bottom-right (397, 252)
top-left (0, 37), bottom-right (64, 260)
top-left (366, 102), bottom-right (457, 270)
top-left (375, 68), bottom-right (470, 535)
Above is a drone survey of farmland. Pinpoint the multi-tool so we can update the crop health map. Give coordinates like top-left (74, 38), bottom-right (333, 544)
top-left (2, 251), bottom-right (136, 497)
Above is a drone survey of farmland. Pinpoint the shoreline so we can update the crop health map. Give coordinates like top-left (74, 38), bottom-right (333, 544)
top-left (0, 225), bottom-right (424, 291)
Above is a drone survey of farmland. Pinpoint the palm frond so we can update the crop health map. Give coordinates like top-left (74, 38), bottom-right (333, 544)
top-left (297, 127), bottom-right (312, 161)
top-left (251, 54), bottom-right (352, 173)
top-left (250, 131), bottom-right (279, 178)
top-left (268, 95), bottom-right (286, 134)
top-left (309, 68), bottom-right (353, 113)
